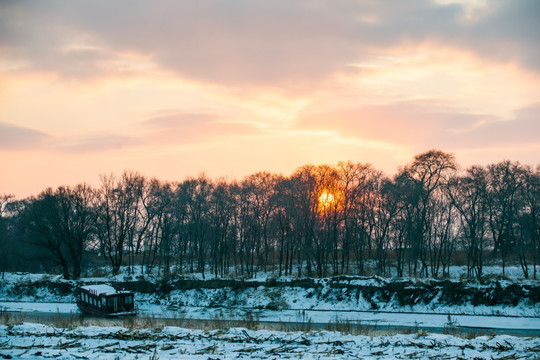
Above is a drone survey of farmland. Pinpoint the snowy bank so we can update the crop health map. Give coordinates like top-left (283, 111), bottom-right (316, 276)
top-left (1, 272), bottom-right (538, 318)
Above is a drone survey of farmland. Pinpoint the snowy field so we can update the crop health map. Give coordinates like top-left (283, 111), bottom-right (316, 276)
top-left (1, 323), bottom-right (540, 360)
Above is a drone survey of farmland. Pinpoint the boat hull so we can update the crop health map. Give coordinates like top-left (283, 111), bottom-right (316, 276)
top-left (77, 300), bottom-right (137, 317)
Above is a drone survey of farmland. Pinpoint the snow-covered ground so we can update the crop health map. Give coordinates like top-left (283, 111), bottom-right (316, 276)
top-left (1, 323), bottom-right (539, 360)
top-left (1, 269), bottom-right (538, 359)
top-left (2, 270), bottom-right (538, 316)
top-left (1, 268), bottom-right (539, 337)
top-left (136, 281), bottom-right (539, 317)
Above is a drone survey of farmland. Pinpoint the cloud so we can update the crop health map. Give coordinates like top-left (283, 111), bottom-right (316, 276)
top-left (1, 0), bottom-right (539, 88)
top-left (0, 112), bottom-right (262, 154)
top-left (296, 101), bottom-right (540, 152)
top-left (142, 113), bottom-right (220, 132)
top-left (461, 1), bottom-right (540, 70)
top-left (0, 122), bottom-right (54, 150)
top-left (0, 123), bottom-right (139, 154)
top-left (0, 121), bottom-right (143, 154)
top-left (53, 134), bottom-right (141, 153)
top-left (140, 112), bottom-right (261, 144)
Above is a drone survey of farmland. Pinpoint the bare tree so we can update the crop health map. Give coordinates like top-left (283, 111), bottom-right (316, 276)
top-left (425, 189), bottom-right (457, 277)
top-left (515, 165), bottom-right (539, 278)
top-left (178, 175), bottom-right (213, 278)
top-left (0, 194), bottom-right (16, 278)
top-left (397, 150), bottom-right (457, 276)
top-left (241, 172), bottom-right (279, 275)
top-left (486, 161), bottom-right (524, 275)
top-left (57, 184), bottom-right (99, 279)
top-left (138, 179), bottom-right (175, 276)
top-left (96, 171), bottom-right (144, 275)
top-left (371, 177), bottom-right (400, 276)
top-left (208, 179), bottom-right (236, 277)
top-left (273, 176), bottom-right (295, 276)
top-left (338, 162), bottom-right (377, 275)
top-left (313, 164), bottom-right (341, 277)
top-left (448, 166), bottom-right (489, 278)
top-left (18, 190), bottom-right (69, 277)
top-left (18, 185), bottom-right (97, 279)
top-left (289, 165), bottom-right (319, 277)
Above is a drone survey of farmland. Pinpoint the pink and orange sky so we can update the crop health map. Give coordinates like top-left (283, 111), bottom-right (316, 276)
top-left (1, 0), bottom-right (539, 198)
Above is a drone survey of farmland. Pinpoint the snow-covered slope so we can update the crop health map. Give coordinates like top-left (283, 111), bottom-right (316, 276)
top-left (0, 272), bottom-right (538, 317)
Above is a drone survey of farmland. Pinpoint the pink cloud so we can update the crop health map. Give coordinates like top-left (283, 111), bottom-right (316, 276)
top-left (140, 112), bottom-right (261, 145)
top-left (0, 122), bottom-right (54, 150)
top-left (296, 101), bottom-right (540, 151)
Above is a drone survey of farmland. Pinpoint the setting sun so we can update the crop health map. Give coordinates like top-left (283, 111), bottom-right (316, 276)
top-left (318, 190), bottom-right (336, 211)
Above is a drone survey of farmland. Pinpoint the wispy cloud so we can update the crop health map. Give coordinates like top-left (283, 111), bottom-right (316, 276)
top-left (0, 113), bottom-right (262, 155)
top-left (0, 122), bottom-right (54, 150)
top-left (0, 123), bottom-right (141, 154)
top-left (296, 101), bottom-right (540, 152)
top-left (53, 134), bottom-right (141, 153)
top-left (140, 112), bottom-right (262, 145)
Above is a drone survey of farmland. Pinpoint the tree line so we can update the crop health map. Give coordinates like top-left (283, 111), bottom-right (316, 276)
top-left (1, 150), bottom-right (539, 280)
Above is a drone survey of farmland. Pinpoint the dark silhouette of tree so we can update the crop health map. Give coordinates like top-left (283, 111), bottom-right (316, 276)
top-left (17, 185), bottom-right (97, 279)
top-left (515, 165), bottom-right (539, 278)
top-left (138, 179), bottom-right (175, 276)
top-left (371, 177), bottom-right (400, 276)
top-left (486, 161), bottom-right (524, 275)
top-left (273, 176), bottom-right (295, 276)
top-left (96, 171), bottom-right (144, 275)
top-left (238, 172), bottom-right (279, 276)
top-left (426, 187), bottom-right (457, 277)
top-left (58, 184), bottom-right (99, 279)
top-left (448, 166), bottom-right (490, 278)
top-left (0, 194), bottom-right (16, 278)
top-left (397, 150), bottom-right (457, 276)
top-left (5, 150), bottom-right (540, 279)
top-left (289, 165), bottom-right (319, 277)
top-left (313, 164), bottom-right (341, 277)
top-left (178, 175), bottom-right (213, 278)
top-left (208, 179), bottom-right (236, 277)
top-left (337, 162), bottom-right (378, 275)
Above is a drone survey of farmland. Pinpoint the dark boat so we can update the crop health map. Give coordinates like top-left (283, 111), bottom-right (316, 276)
top-left (77, 284), bottom-right (136, 317)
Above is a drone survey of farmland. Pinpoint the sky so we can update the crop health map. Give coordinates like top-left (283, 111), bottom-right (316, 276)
top-left (1, 0), bottom-right (539, 198)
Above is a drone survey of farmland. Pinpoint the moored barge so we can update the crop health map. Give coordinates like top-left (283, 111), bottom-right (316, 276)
top-left (77, 284), bottom-right (136, 316)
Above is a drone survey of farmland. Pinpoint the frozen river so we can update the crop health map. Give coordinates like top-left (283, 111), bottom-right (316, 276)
top-left (1, 301), bottom-right (539, 335)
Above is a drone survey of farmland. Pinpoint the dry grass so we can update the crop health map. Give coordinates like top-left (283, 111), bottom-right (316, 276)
top-left (325, 319), bottom-right (376, 336)
top-left (0, 309), bottom-right (26, 326)
top-left (0, 309), bottom-right (514, 341)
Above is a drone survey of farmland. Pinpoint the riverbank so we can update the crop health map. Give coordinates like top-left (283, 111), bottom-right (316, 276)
top-left (1, 271), bottom-right (538, 318)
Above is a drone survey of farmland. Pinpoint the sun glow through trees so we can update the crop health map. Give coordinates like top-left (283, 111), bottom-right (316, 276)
top-left (318, 190), bottom-right (335, 207)
top-left (318, 190), bottom-right (340, 214)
